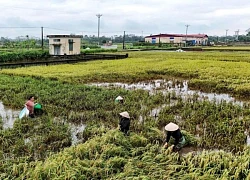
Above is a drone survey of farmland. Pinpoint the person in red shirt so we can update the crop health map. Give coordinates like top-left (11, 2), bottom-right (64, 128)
top-left (25, 96), bottom-right (35, 118)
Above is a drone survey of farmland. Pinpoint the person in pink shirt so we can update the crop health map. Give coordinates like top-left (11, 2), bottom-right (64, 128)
top-left (25, 96), bottom-right (35, 118)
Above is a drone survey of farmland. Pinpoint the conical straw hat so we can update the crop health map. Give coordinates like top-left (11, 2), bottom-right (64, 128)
top-left (119, 111), bottom-right (130, 118)
top-left (115, 96), bottom-right (123, 100)
top-left (165, 122), bottom-right (179, 131)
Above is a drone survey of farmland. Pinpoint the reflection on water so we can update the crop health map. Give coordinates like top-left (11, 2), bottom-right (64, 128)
top-left (0, 102), bottom-right (20, 129)
top-left (90, 79), bottom-right (245, 106)
top-left (24, 138), bottom-right (32, 145)
top-left (150, 104), bottom-right (167, 119)
top-left (90, 79), bottom-right (250, 146)
top-left (70, 123), bottom-right (86, 145)
top-left (247, 136), bottom-right (250, 146)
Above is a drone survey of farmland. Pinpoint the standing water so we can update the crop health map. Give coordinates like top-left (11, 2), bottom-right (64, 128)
top-left (89, 79), bottom-right (250, 146)
top-left (0, 102), bottom-right (20, 129)
top-left (70, 123), bottom-right (86, 145)
top-left (89, 79), bottom-right (246, 106)
top-left (247, 136), bottom-right (250, 146)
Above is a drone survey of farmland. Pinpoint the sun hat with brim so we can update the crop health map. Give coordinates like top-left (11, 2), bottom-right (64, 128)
top-left (115, 96), bottom-right (123, 101)
top-left (119, 111), bottom-right (130, 119)
top-left (165, 122), bottom-right (179, 131)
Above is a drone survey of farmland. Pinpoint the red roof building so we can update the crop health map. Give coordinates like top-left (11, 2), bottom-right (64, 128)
top-left (145, 33), bottom-right (208, 45)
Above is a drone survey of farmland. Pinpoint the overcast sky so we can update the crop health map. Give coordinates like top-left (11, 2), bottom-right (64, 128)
top-left (0, 0), bottom-right (250, 38)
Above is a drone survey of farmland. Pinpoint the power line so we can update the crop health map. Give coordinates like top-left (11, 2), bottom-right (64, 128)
top-left (0, 26), bottom-right (149, 38)
top-left (0, 5), bottom-right (78, 14)
top-left (0, 27), bottom-right (40, 29)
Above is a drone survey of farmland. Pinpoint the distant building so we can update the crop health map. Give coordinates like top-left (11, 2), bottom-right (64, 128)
top-left (47, 35), bottom-right (83, 55)
top-left (145, 34), bottom-right (208, 45)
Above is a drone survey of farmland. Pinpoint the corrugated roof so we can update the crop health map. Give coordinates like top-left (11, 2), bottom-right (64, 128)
top-left (145, 34), bottom-right (208, 38)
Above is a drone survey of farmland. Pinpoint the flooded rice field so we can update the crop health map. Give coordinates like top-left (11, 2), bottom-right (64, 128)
top-left (89, 79), bottom-right (250, 147)
top-left (90, 79), bottom-right (245, 106)
top-left (1, 79), bottom-right (250, 146)
top-left (0, 102), bottom-right (86, 145)
top-left (0, 102), bottom-right (19, 129)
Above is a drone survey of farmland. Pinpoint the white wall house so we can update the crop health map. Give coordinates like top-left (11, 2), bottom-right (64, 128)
top-left (47, 35), bottom-right (83, 55)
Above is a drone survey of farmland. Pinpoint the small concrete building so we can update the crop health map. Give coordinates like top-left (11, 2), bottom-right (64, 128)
top-left (47, 35), bottom-right (83, 55)
top-left (145, 34), bottom-right (208, 46)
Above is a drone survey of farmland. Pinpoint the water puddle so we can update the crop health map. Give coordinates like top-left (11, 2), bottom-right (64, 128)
top-left (179, 146), bottom-right (222, 156)
top-left (53, 117), bottom-right (87, 145)
top-left (247, 136), bottom-right (250, 146)
top-left (70, 123), bottom-right (86, 145)
top-left (0, 102), bottom-right (20, 129)
top-left (89, 79), bottom-right (246, 106)
top-left (151, 104), bottom-right (167, 119)
top-left (24, 137), bottom-right (32, 145)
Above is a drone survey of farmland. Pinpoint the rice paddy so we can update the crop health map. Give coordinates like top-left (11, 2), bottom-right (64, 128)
top-left (1, 51), bottom-right (250, 179)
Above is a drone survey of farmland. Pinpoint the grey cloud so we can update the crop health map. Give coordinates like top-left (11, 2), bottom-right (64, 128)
top-left (0, 0), bottom-right (250, 37)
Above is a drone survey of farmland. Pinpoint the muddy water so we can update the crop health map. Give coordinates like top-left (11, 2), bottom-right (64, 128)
top-left (90, 79), bottom-right (245, 106)
top-left (0, 103), bottom-right (86, 145)
top-left (70, 123), bottom-right (86, 145)
top-left (179, 146), bottom-right (222, 156)
top-left (0, 102), bottom-right (20, 129)
top-left (247, 136), bottom-right (250, 146)
top-left (90, 79), bottom-right (247, 120)
top-left (90, 79), bottom-right (250, 146)
top-left (53, 117), bottom-right (86, 145)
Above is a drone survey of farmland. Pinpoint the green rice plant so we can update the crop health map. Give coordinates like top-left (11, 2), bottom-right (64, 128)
top-left (128, 133), bottom-right (148, 147)
top-left (81, 48), bottom-right (118, 54)
top-left (4, 51), bottom-right (250, 98)
top-left (181, 130), bottom-right (199, 146)
top-left (4, 128), bottom-right (250, 179)
top-left (0, 50), bottom-right (49, 63)
top-left (140, 126), bottom-right (164, 144)
top-left (2, 51), bottom-right (250, 179)
top-left (0, 117), bottom-right (3, 130)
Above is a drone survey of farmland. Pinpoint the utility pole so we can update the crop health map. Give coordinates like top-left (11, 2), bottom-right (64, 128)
top-left (26, 35), bottom-right (29, 50)
top-left (123, 31), bottom-right (125, 49)
top-left (225, 29), bottom-right (228, 43)
top-left (185, 24), bottom-right (190, 47)
top-left (235, 29), bottom-right (239, 41)
top-left (96, 14), bottom-right (102, 46)
top-left (41, 26), bottom-right (44, 50)
top-left (158, 33), bottom-right (161, 47)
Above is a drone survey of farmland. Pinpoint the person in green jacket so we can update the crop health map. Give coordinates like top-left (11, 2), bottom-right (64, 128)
top-left (115, 96), bottom-right (124, 104)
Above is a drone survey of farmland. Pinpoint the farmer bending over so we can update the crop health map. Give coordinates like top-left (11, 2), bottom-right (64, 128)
top-left (164, 122), bottom-right (186, 152)
top-left (25, 96), bottom-right (35, 118)
top-left (119, 111), bottom-right (130, 135)
top-left (115, 96), bottom-right (124, 104)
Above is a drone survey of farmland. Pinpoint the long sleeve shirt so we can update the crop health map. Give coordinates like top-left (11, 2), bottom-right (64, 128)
top-left (119, 117), bottom-right (130, 133)
top-left (166, 129), bottom-right (182, 145)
